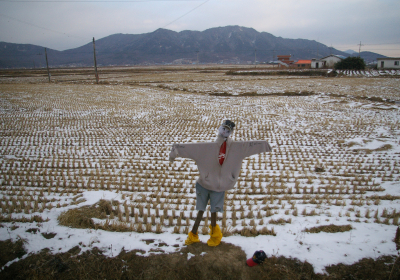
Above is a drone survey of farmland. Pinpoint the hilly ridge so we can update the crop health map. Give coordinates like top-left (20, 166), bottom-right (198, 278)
top-left (0, 26), bottom-right (386, 68)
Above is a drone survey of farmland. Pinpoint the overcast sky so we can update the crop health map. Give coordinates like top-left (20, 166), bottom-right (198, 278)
top-left (0, 0), bottom-right (399, 57)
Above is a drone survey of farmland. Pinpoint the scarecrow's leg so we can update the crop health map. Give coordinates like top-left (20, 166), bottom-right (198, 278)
top-left (211, 212), bottom-right (217, 233)
top-left (207, 212), bottom-right (222, 246)
top-left (191, 210), bottom-right (204, 234)
top-left (185, 211), bottom-right (203, 245)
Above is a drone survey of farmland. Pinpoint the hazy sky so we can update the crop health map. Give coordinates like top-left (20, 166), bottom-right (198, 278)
top-left (0, 0), bottom-right (399, 56)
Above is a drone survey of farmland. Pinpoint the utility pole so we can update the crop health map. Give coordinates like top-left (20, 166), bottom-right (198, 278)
top-left (358, 41), bottom-right (364, 57)
top-left (93, 37), bottom-right (99, 84)
top-left (254, 48), bottom-right (257, 68)
top-left (196, 50), bottom-right (199, 64)
top-left (45, 48), bottom-right (51, 83)
top-left (273, 50), bottom-right (276, 68)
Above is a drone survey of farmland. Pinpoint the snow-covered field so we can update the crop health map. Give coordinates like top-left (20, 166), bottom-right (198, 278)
top-left (336, 69), bottom-right (400, 77)
top-left (1, 71), bottom-right (400, 274)
top-left (151, 72), bottom-right (400, 99)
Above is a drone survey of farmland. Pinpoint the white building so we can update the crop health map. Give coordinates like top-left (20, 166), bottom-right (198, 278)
top-left (311, 55), bottom-right (346, 69)
top-left (377, 57), bottom-right (400, 69)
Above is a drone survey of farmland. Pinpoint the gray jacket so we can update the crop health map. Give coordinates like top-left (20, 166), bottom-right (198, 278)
top-left (169, 135), bottom-right (272, 192)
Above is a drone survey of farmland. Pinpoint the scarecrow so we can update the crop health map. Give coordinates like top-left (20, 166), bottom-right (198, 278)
top-left (169, 120), bottom-right (272, 246)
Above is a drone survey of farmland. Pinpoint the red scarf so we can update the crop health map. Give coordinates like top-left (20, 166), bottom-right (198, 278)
top-left (219, 141), bottom-right (227, 165)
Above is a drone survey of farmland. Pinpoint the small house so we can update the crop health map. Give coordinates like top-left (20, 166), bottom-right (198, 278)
top-left (377, 57), bottom-right (400, 69)
top-left (277, 55), bottom-right (294, 67)
top-left (311, 55), bottom-right (345, 69)
top-left (294, 60), bottom-right (312, 68)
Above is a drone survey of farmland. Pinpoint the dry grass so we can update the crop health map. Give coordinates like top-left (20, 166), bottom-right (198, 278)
top-left (354, 144), bottom-right (393, 153)
top-left (57, 200), bottom-right (140, 232)
top-left (0, 214), bottom-right (47, 223)
top-left (303, 224), bottom-right (353, 234)
top-left (1, 238), bottom-right (399, 280)
top-left (226, 70), bottom-right (329, 77)
top-left (209, 90), bottom-right (316, 97)
top-left (394, 227), bottom-right (400, 250)
top-left (233, 226), bottom-right (276, 237)
top-left (325, 255), bottom-right (400, 280)
top-left (58, 200), bottom-right (114, 228)
top-left (268, 218), bottom-right (292, 225)
top-left (0, 238), bottom-right (27, 267)
top-left (57, 206), bottom-right (97, 229)
top-left (368, 194), bottom-right (400, 201)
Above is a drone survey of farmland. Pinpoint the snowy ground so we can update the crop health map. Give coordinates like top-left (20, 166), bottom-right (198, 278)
top-left (148, 71), bottom-right (400, 99)
top-left (1, 72), bottom-right (400, 274)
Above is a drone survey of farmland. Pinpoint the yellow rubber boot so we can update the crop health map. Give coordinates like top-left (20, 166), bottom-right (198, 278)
top-left (207, 224), bottom-right (223, 247)
top-left (185, 232), bottom-right (200, 245)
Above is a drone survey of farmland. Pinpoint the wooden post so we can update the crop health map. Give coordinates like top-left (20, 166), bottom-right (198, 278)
top-left (254, 48), bottom-right (257, 69)
top-left (93, 37), bottom-right (99, 84)
top-left (358, 41), bottom-right (363, 57)
top-left (273, 50), bottom-right (276, 68)
top-left (45, 48), bottom-right (51, 82)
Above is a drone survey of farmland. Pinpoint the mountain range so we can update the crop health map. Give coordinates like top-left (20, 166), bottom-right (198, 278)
top-left (0, 26), bottom-right (386, 69)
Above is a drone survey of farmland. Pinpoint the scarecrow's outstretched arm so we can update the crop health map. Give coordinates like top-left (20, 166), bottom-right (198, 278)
top-left (239, 140), bottom-right (272, 158)
top-left (169, 144), bottom-right (179, 162)
top-left (169, 142), bottom-right (208, 162)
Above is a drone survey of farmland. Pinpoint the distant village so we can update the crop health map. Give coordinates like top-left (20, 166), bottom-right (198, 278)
top-left (170, 54), bottom-right (399, 70)
top-left (273, 55), bottom-right (399, 70)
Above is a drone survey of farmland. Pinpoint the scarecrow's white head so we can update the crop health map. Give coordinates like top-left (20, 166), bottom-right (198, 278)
top-left (218, 119), bottom-right (235, 139)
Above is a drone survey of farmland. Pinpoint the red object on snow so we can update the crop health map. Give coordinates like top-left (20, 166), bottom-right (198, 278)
top-left (246, 250), bottom-right (267, 267)
top-left (246, 257), bottom-right (259, 267)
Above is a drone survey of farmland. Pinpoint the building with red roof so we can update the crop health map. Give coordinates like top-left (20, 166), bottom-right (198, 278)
top-left (277, 55), bottom-right (293, 66)
top-left (294, 60), bottom-right (312, 68)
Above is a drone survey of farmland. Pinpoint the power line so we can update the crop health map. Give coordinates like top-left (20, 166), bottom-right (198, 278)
top-left (363, 48), bottom-right (400, 51)
top-left (329, 42), bottom-right (400, 47)
top-left (161, 0), bottom-right (210, 29)
top-left (0, 0), bottom-right (211, 45)
top-left (0, 13), bottom-right (87, 40)
top-left (364, 43), bottom-right (400, 46)
top-left (0, 0), bottom-right (202, 2)
top-left (1, 47), bottom-right (376, 57)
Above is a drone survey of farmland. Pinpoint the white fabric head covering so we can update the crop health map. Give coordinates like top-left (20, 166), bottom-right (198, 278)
top-left (218, 125), bottom-right (232, 139)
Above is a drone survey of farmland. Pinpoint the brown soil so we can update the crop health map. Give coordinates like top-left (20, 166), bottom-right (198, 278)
top-left (0, 239), bottom-right (27, 268)
top-left (1, 239), bottom-right (399, 280)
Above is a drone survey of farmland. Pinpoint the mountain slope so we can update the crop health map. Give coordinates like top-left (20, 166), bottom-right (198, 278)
top-left (0, 26), bottom-right (386, 68)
